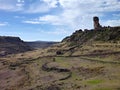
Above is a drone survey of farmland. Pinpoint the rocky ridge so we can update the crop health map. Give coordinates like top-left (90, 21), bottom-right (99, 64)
top-left (43, 26), bottom-right (120, 56)
top-left (0, 36), bottom-right (32, 56)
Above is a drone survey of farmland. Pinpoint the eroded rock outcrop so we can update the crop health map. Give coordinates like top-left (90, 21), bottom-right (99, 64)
top-left (93, 16), bottom-right (102, 30)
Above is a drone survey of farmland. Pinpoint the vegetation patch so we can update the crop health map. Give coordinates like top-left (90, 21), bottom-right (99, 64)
top-left (87, 79), bottom-right (103, 85)
top-left (54, 57), bottom-right (70, 67)
top-left (95, 88), bottom-right (112, 90)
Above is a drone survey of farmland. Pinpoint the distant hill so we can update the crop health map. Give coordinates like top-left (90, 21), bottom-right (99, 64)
top-left (0, 36), bottom-right (32, 57)
top-left (26, 41), bottom-right (59, 49)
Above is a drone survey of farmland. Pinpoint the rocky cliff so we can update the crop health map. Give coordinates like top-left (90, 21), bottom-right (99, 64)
top-left (0, 36), bottom-right (32, 56)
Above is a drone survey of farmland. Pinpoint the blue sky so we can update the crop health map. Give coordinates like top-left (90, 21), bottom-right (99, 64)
top-left (0, 0), bottom-right (120, 41)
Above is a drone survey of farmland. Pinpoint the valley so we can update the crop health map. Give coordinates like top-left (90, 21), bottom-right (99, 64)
top-left (0, 26), bottom-right (120, 90)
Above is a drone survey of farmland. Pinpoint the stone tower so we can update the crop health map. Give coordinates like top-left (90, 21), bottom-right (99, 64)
top-left (93, 16), bottom-right (102, 30)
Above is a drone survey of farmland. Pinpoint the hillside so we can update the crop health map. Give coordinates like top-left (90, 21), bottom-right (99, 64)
top-left (63, 26), bottom-right (120, 44)
top-left (26, 41), bottom-right (58, 49)
top-left (14, 26), bottom-right (120, 58)
top-left (48, 26), bottom-right (120, 56)
top-left (0, 26), bottom-right (120, 90)
top-left (0, 36), bottom-right (32, 56)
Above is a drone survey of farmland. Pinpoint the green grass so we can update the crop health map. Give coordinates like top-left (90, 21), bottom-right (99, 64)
top-left (87, 79), bottom-right (103, 85)
top-left (71, 72), bottom-right (78, 80)
top-left (55, 57), bottom-right (65, 62)
top-left (81, 56), bottom-right (120, 64)
top-left (54, 57), bottom-right (70, 67)
top-left (95, 88), bottom-right (112, 90)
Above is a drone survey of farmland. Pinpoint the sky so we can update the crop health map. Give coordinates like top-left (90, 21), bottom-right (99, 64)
top-left (0, 0), bottom-right (120, 41)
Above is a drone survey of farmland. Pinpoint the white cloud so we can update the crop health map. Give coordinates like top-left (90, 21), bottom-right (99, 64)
top-left (0, 0), bottom-right (23, 11)
top-left (0, 0), bottom-right (120, 41)
top-left (23, 15), bottom-right (64, 25)
top-left (14, 16), bottom-right (25, 18)
top-left (16, 3), bottom-right (24, 7)
top-left (0, 0), bottom-right (119, 14)
top-left (17, 0), bottom-right (24, 3)
top-left (0, 0), bottom-right (119, 13)
top-left (25, 0), bottom-right (119, 29)
top-left (0, 22), bottom-right (8, 26)
top-left (103, 20), bottom-right (120, 26)
top-left (42, 0), bottom-right (58, 8)
top-left (38, 15), bottom-right (64, 25)
top-left (112, 13), bottom-right (120, 18)
top-left (57, 0), bottom-right (120, 28)
top-left (25, 3), bottom-right (50, 13)
top-left (40, 29), bottom-right (70, 35)
top-left (22, 20), bottom-right (41, 24)
top-left (25, 0), bottom-right (59, 13)
top-left (1, 0), bottom-right (120, 30)
top-left (0, 0), bottom-right (58, 13)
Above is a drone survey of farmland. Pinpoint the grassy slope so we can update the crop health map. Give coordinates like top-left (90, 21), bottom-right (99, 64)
top-left (0, 55), bottom-right (120, 90)
top-left (0, 26), bottom-right (120, 90)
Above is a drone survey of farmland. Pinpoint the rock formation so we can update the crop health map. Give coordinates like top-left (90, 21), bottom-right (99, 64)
top-left (93, 16), bottom-right (102, 30)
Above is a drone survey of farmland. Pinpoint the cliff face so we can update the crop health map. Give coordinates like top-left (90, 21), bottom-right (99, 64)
top-left (0, 36), bottom-right (32, 56)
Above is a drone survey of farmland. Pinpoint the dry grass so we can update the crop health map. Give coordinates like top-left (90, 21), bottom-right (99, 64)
top-left (0, 41), bottom-right (120, 90)
top-left (0, 54), bottom-right (120, 90)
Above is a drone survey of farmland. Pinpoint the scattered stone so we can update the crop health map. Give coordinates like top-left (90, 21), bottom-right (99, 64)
top-left (56, 51), bottom-right (63, 55)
